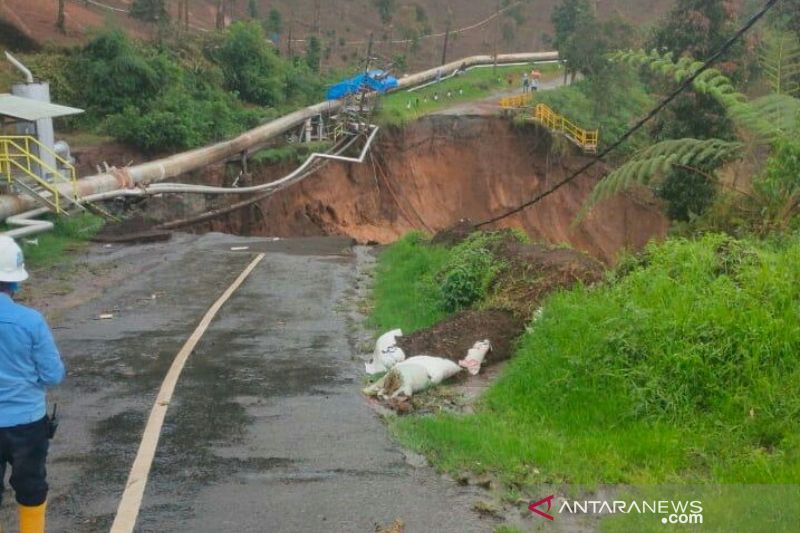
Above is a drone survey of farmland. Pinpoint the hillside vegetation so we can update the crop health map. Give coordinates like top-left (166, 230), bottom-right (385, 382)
top-left (5, 23), bottom-right (326, 153)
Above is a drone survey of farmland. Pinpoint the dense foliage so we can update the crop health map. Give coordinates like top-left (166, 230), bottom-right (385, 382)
top-left (28, 24), bottom-right (325, 153)
top-left (129, 0), bottom-right (168, 23)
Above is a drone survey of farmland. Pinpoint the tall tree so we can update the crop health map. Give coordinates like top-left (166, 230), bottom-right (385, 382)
top-left (649, 0), bottom-right (741, 63)
top-left (129, 0), bottom-right (169, 23)
top-left (551, 0), bottom-right (592, 51)
top-left (550, 0), bottom-right (593, 79)
top-left (56, 0), bottom-right (66, 33)
top-left (373, 0), bottom-right (396, 26)
top-left (646, 2), bottom-right (742, 220)
top-left (305, 35), bottom-right (321, 72)
top-left (248, 0), bottom-right (258, 19)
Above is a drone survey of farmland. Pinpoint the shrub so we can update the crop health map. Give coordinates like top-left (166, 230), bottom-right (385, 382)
top-left (436, 232), bottom-right (509, 312)
top-left (214, 22), bottom-right (287, 106)
top-left (106, 87), bottom-right (259, 152)
top-left (71, 31), bottom-right (167, 119)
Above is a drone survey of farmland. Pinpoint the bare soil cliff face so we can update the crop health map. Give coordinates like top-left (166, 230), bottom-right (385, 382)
top-left (178, 116), bottom-right (666, 264)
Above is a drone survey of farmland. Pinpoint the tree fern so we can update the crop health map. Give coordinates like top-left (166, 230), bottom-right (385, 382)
top-left (612, 50), bottom-right (800, 143)
top-left (580, 138), bottom-right (742, 219)
top-left (759, 32), bottom-right (800, 97)
top-left (580, 50), bottom-right (799, 218)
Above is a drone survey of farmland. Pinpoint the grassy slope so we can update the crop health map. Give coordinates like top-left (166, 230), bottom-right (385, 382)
top-left (373, 233), bottom-right (799, 530)
top-left (369, 233), bottom-right (451, 333)
top-left (377, 62), bottom-right (561, 125)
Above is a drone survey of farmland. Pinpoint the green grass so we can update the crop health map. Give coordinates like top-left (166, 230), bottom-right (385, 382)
top-left (368, 232), bottom-right (450, 333)
top-left (10, 213), bottom-right (105, 270)
top-left (381, 233), bottom-right (800, 530)
top-left (377, 62), bottom-right (561, 126)
top-left (249, 141), bottom-right (333, 166)
top-left (368, 231), bottom-right (515, 333)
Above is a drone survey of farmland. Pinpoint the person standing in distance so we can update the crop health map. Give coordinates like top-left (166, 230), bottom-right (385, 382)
top-left (0, 236), bottom-right (65, 533)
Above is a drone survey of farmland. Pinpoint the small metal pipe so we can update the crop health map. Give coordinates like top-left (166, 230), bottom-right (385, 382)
top-left (4, 52), bottom-right (34, 83)
top-left (3, 207), bottom-right (53, 239)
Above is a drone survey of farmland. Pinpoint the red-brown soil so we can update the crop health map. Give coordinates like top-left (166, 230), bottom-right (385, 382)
top-left (173, 116), bottom-right (667, 265)
top-left (397, 309), bottom-right (524, 366)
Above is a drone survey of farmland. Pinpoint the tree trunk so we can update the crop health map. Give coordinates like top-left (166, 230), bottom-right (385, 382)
top-left (216, 0), bottom-right (226, 30)
top-left (56, 0), bottom-right (66, 33)
top-left (184, 0), bottom-right (189, 29)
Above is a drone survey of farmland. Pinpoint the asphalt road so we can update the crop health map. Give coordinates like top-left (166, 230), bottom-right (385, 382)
top-left (2, 234), bottom-right (493, 533)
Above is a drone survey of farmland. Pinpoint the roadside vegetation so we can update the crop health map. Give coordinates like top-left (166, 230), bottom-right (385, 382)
top-left (370, 231), bottom-right (523, 333)
top-left (393, 235), bottom-right (800, 483)
top-left (0, 213), bottom-right (104, 269)
top-left (369, 0), bottom-right (800, 530)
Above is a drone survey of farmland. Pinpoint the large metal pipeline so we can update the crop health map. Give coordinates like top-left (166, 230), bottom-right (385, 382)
top-left (0, 51), bottom-right (558, 221)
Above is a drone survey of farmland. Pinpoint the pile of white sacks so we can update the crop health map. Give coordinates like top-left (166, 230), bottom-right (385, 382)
top-left (363, 329), bottom-right (492, 400)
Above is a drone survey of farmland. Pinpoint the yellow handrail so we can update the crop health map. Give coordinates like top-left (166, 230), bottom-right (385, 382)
top-left (499, 93), bottom-right (533, 109)
top-left (1, 157), bottom-right (61, 213)
top-left (531, 103), bottom-right (599, 153)
top-left (0, 135), bottom-right (78, 197)
top-left (0, 136), bottom-right (81, 214)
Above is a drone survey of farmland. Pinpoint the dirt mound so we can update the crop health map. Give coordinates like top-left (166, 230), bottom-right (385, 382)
top-left (491, 239), bottom-right (605, 318)
top-left (431, 218), bottom-right (476, 246)
top-left (397, 310), bottom-right (525, 365)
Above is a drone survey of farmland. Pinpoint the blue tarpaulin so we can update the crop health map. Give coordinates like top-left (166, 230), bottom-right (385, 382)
top-left (326, 70), bottom-right (398, 100)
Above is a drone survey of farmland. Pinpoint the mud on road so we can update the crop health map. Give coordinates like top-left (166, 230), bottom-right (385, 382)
top-left (1, 234), bottom-right (500, 533)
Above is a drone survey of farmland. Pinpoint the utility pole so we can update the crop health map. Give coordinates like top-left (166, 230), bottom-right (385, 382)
top-left (493, 0), bottom-right (500, 73)
top-left (441, 23), bottom-right (450, 66)
top-left (287, 10), bottom-right (294, 58)
top-left (357, 33), bottom-right (375, 133)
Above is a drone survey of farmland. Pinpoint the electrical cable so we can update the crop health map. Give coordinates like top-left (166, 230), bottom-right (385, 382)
top-left (475, 0), bottom-right (779, 228)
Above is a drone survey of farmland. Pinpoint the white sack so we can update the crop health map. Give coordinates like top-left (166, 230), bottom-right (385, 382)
top-left (363, 356), bottom-right (462, 399)
top-left (402, 356), bottom-right (462, 383)
top-left (458, 340), bottom-right (492, 376)
top-left (365, 329), bottom-right (405, 374)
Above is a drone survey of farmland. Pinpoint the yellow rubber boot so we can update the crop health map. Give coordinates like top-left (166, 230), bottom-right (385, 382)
top-left (18, 503), bottom-right (46, 533)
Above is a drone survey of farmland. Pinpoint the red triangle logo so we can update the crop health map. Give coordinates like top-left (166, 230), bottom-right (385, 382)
top-left (529, 495), bottom-right (555, 521)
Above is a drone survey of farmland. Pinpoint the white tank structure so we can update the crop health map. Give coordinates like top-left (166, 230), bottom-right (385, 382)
top-left (5, 52), bottom-right (62, 181)
top-left (11, 82), bottom-right (58, 180)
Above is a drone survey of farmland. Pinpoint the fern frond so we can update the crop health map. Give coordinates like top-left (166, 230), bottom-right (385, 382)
top-left (578, 139), bottom-right (743, 219)
top-left (759, 32), bottom-right (800, 96)
top-left (619, 49), bottom-right (799, 141)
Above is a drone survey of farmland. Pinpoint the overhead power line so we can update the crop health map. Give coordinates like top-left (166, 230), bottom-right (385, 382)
top-left (476, 0), bottom-right (780, 229)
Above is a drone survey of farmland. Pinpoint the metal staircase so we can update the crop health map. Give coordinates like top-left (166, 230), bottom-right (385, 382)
top-left (0, 135), bottom-right (84, 215)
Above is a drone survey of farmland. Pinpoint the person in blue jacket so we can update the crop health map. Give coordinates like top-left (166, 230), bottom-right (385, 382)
top-left (0, 236), bottom-right (64, 533)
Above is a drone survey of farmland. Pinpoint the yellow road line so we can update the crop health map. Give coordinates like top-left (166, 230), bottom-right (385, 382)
top-left (109, 253), bottom-right (266, 533)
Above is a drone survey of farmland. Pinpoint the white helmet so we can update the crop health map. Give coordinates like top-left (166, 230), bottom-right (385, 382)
top-left (0, 236), bottom-right (29, 283)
